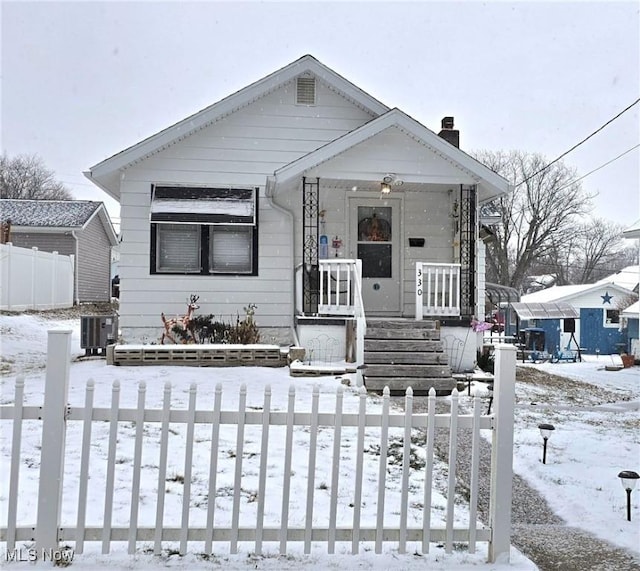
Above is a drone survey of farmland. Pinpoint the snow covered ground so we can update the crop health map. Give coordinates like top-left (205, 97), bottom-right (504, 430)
top-left (507, 355), bottom-right (640, 554)
top-left (1, 314), bottom-right (638, 569)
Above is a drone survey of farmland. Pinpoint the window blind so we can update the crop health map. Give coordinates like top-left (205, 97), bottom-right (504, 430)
top-left (209, 227), bottom-right (252, 273)
top-left (157, 224), bottom-right (200, 272)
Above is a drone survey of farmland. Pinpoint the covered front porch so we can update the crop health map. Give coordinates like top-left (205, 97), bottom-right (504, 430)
top-left (293, 258), bottom-right (479, 390)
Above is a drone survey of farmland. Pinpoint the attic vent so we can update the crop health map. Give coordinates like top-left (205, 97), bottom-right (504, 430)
top-left (296, 76), bottom-right (316, 105)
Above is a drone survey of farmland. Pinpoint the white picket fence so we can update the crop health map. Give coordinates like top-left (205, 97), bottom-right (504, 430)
top-left (0, 331), bottom-right (517, 563)
top-left (0, 243), bottom-right (74, 310)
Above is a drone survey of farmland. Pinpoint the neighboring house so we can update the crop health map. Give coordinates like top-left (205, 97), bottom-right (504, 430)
top-left (519, 282), bottom-right (634, 355)
top-left (0, 199), bottom-right (118, 303)
top-left (621, 300), bottom-right (639, 359)
top-left (85, 55), bottom-right (511, 384)
top-left (595, 265), bottom-right (639, 294)
top-left (621, 220), bottom-right (640, 359)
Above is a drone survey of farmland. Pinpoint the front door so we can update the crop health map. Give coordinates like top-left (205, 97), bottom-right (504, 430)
top-left (349, 197), bottom-right (401, 315)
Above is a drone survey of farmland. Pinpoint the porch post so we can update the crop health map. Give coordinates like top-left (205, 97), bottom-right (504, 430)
top-left (36, 329), bottom-right (72, 554)
top-left (459, 184), bottom-right (477, 319)
top-left (302, 177), bottom-right (320, 314)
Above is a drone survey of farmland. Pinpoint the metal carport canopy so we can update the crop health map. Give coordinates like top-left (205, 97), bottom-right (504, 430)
top-left (510, 302), bottom-right (580, 320)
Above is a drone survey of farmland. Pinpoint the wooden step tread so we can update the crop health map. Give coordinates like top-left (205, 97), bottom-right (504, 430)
top-left (364, 377), bottom-right (456, 396)
top-left (364, 364), bottom-right (452, 377)
top-left (365, 328), bottom-right (441, 340)
top-left (364, 339), bottom-right (444, 352)
top-left (364, 352), bottom-right (449, 365)
top-left (366, 319), bottom-right (437, 329)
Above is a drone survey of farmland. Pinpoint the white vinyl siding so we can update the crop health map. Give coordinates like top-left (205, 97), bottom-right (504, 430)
top-left (115, 80), bottom-right (377, 340)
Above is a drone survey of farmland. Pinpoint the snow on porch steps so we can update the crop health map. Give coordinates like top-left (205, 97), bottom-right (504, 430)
top-left (363, 319), bottom-right (455, 396)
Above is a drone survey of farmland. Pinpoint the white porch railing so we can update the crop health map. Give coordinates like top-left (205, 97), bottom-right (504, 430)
top-left (318, 259), bottom-right (359, 316)
top-left (318, 259), bottom-right (366, 385)
top-left (415, 262), bottom-right (461, 320)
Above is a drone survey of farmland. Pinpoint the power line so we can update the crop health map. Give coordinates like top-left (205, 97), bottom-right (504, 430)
top-left (555, 143), bottom-right (640, 192)
top-left (514, 97), bottom-right (640, 188)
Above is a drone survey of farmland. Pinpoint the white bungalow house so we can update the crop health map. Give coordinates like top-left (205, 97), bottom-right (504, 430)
top-left (85, 55), bottom-right (511, 393)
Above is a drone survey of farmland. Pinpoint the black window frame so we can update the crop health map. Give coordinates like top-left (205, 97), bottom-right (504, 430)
top-left (150, 185), bottom-right (259, 276)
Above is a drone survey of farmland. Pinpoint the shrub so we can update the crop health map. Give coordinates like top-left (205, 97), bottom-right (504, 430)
top-left (187, 304), bottom-right (261, 344)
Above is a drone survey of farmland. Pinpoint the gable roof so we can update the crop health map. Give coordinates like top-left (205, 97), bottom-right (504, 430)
top-left (85, 55), bottom-right (390, 199)
top-left (521, 282), bottom-right (634, 304)
top-left (595, 265), bottom-right (639, 292)
top-left (272, 108), bottom-right (511, 201)
top-left (1, 199), bottom-right (118, 245)
top-left (623, 219), bottom-right (640, 240)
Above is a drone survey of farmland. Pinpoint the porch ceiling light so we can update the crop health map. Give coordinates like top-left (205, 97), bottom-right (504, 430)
top-left (380, 182), bottom-right (392, 194)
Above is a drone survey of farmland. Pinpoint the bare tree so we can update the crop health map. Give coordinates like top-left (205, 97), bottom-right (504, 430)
top-left (536, 218), bottom-right (627, 284)
top-left (0, 153), bottom-right (72, 200)
top-left (475, 150), bottom-right (593, 290)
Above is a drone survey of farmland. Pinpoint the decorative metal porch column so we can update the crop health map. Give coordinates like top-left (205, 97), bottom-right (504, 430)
top-left (302, 177), bottom-right (320, 314)
top-left (459, 184), bottom-right (477, 319)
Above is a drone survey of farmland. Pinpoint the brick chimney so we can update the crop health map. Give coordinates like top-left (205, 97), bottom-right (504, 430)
top-left (438, 116), bottom-right (460, 148)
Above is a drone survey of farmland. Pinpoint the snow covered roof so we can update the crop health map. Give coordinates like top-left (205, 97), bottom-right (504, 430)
top-left (521, 282), bottom-right (635, 304)
top-left (0, 199), bottom-right (118, 245)
top-left (595, 265), bottom-right (639, 292)
top-left (2, 198), bottom-right (97, 227)
top-left (521, 284), bottom-right (591, 303)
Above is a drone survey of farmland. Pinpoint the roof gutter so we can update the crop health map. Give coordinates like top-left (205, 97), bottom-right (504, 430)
top-left (265, 175), bottom-right (299, 346)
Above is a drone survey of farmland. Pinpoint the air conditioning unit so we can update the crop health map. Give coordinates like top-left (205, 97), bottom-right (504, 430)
top-left (81, 315), bottom-right (118, 356)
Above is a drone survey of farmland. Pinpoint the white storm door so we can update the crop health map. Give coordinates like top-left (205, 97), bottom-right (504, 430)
top-left (349, 197), bottom-right (401, 315)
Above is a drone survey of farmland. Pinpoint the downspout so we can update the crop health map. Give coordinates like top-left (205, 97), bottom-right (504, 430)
top-left (71, 230), bottom-right (80, 305)
top-left (265, 175), bottom-right (299, 346)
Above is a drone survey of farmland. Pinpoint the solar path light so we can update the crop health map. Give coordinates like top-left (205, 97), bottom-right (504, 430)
top-left (538, 423), bottom-right (555, 464)
top-left (618, 470), bottom-right (639, 521)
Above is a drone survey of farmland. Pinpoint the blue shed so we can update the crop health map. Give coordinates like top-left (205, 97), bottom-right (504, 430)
top-left (519, 283), bottom-right (634, 355)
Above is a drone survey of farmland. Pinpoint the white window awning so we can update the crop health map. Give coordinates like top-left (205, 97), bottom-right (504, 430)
top-left (511, 302), bottom-right (580, 320)
top-left (150, 186), bottom-right (256, 225)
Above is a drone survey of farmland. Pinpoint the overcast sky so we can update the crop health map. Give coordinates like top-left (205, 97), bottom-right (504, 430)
top-left (2, 1), bottom-right (639, 227)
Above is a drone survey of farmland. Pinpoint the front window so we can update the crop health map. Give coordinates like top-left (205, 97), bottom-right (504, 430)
top-left (150, 186), bottom-right (258, 275)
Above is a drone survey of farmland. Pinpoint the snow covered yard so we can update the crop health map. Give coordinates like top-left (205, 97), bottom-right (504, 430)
top-left (0, 314), bottom-right (537, 569)
top-left (2, 313), bottom-right (638, 569)
top-left (504, 358), bottom-right (640, 555)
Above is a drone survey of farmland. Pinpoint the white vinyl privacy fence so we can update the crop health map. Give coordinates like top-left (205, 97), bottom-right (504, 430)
top-left (0, 332), bottom-right (517, 564)
top-left (0, 243), bottom-right (74, 310)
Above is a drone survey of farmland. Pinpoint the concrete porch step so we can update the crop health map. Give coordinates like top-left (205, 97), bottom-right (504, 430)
top-left (364, 376), bottom-right (456, 396)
